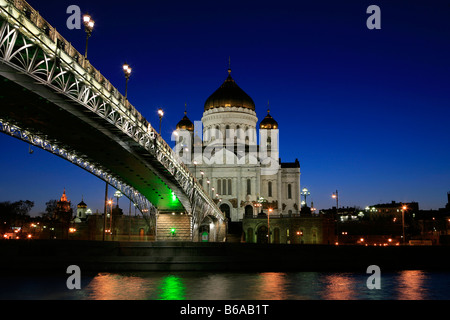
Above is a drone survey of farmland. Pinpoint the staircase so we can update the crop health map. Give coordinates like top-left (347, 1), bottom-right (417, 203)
top-left (156, 214), bottom-right (192, 241)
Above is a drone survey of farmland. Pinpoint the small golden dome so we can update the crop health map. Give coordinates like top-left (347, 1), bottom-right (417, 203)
top-left (176, 106), bottom-right (194, 131)
top-left (260, 109), bottom-right (278, 129)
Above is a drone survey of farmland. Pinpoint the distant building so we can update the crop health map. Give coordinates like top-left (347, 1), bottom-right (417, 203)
top-left (366, 201), bottom-right (419, 220)
top-left (73, 198), bottom-right (88, 223)
top-left (53, 189), bottom-right (73, 223)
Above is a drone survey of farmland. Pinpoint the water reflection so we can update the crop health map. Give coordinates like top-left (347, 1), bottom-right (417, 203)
top-left (255, 273), bottom-right (288, 300)
top-left (4, 270), bottom-right (447, 300)
top-left (321, 273), bottom-right (357, 300)
top-left (84, 273), bottom-right (151, 300)
top-left (396, 270), bottom-right (428, 300)
top-left (157, 275), bottom-right (185, 300)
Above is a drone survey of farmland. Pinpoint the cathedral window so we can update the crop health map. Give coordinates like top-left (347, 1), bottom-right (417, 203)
top-left (288, 184), bottom-right (292, 199)
top-left (247, 179), bottom-right (251, 195)
top-left (222, 179), bottom-right (227, 195)
top-left (268, 181), bottom-right (273, 197)
top-left (228, 179), bottom-right (232, 195)
top-left (217, 180), bottom-right (222, 195)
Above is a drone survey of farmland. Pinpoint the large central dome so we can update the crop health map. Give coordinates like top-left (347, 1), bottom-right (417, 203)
top-left (204, 69), bottom-right (255, 112)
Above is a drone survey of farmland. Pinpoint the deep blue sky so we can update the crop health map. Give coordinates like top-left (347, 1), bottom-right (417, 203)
top-left (1, 0), bottom-right (449, 216)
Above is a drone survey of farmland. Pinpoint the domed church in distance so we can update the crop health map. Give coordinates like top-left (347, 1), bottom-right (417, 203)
top-left (173, 65), bottom-right (333, 244)
top-left (174, 66), bottom-right (301, 221)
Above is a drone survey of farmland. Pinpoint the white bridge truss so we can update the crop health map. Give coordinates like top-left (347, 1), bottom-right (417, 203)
top-left (0, 0), bottom-right (225, 234)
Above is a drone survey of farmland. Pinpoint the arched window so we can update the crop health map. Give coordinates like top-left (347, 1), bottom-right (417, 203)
top-left (247, 179), bottom-right (251, 195)
top-left (288, 184), bottom-right (292, 199)
top-left (220, 203), bottom-right (231, 220)
top-left (228, 179), bottom-right (232, 195)
top-left (215, 126), bottom-right (220, 139)
top-left (247, 228), bottom-right (254, 243)
top-left (225, 125), bottom-right (230, 139)
top-left (245, 205), bottom-right (253, 217)
top-left (268, 181), bottom-right (273, 197)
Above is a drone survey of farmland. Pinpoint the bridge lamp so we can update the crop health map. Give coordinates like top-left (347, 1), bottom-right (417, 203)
top-left (158, 108), bottom-right (164, 135)
top-left (83, 14), bottom-right (95, 59)
top-left (123, 63), bottom-right (132, 100)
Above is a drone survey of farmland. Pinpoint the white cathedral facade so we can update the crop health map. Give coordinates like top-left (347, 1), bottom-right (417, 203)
top-left (174, 67), bottom-right (301, 223)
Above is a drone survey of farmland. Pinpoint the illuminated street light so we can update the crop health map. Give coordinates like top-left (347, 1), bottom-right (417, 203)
top-left (268, 208), bottom-right (273, 244)
top-left (114, 190), bottom-right (123, 208)
top-left (82, 14), bottom-right (95, 59)
top-left (332, 190), bottom-right (339, 244)
top-left (123, 63), bottom-right (132, 100)
top-left (401, 205), bottom-right (407, 245)
top-left (158, 108), bottom-right (164, 135)
top-left (301, 187), bottom-right (310, 207)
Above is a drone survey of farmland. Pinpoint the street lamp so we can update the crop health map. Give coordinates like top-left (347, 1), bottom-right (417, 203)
top-left (301, 187), bottom-right (310, 207)
top-left (82, 14), bottom-right (95, 59)
top-left (123, 63), bottom-right (132, 100)
top-left (332, 190), bottom-right (339, 243)
top-left (401, 205), bottom-right (407, 245)
top-left (158, 108), bottom-right (164, 135)
top-left (114, 190), bottom-right (123, 208)
top-left (107, 199), bottom-right (113, 240)
top-left (268, 208), bottom-right (273, 243)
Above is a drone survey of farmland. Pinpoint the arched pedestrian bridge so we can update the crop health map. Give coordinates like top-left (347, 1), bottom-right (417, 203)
top-left (0, 0), bottom-right (226, 241)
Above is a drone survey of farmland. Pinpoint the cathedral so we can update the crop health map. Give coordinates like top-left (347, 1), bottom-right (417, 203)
top-left (174, 66), bottom-right (301, 223)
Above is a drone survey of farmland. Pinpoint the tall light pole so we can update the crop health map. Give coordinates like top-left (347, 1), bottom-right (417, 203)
top-left (123, 63), bottom-right (132, 100)
top-left (301, 187), bottom-right (310, 208)
top-left (402, 205), bottom-right (407, 245)
top-left (332, 190), bottom-right (339, 243)
top-left (103, 182), bottom-right (108, 241)
top-left (158, 108), bottom-right (164, 135)
top-left (83, 14), bottom-right (94, 59)
top-left (107, 199), bottom-right (113, 240)
top-left (268, 208), bottom-right (273, 244)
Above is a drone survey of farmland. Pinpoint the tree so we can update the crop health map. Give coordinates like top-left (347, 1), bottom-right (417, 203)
top-left (42, 200), bottom-right (58, 220)
top-left (0, 200), bottom-right (34, 231)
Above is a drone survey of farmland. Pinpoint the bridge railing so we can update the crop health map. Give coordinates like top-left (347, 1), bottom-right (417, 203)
top-left (1, 0), bottom-right (225, 222)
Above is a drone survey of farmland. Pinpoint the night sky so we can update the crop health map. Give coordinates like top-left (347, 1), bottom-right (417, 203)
top-left (0, 0), bottom-right (449, 216)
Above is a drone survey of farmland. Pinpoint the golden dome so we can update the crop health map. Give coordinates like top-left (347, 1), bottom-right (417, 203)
top-left (204, 69), bottom-right (255, 112)
top-left (176, 106), bottom-right (194, 131)
top-left (260, 109), bottom-right (278, 129)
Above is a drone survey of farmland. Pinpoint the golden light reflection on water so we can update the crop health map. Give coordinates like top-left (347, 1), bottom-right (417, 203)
top-left (85, 273), bottom-right (151, 300)
top-left (396, 270), bottom-right (428, 300)
top-left (321, 274), bottom-right (357, 300)
top-left (255, 273), bottom-right (288, 300)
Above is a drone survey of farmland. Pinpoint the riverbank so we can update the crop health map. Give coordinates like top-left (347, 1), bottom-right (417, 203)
top-left (1, 240), bottom-right (449, 273)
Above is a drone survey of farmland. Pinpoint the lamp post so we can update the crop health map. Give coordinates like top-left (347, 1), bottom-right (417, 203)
top-left (123, 63), bottom-right (132, 100)
top-left (401, 205), bottom-right (407, 245)
top-left (301, 187), bottom-right (310, 208)
top-left (107, 199), bottom-right (113, 240)
top-left (332, 190), bottom-right (339, 243)
top-left (158, 108), bottom-right (164, 135)
top-left (268, 208), bottom-right (273, 244)
top-left (114, 190), bottom-right (123, 208)
top-left (82, 14), bottom-right (94, 59)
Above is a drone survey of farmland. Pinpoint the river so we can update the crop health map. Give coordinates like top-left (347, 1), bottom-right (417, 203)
top-left (1, 270), bottom-right (450, 300)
